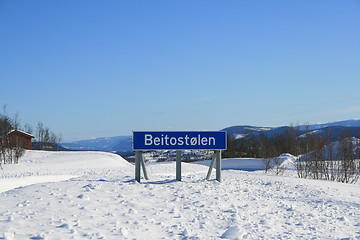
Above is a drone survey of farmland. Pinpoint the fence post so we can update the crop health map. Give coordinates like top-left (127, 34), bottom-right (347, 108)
top-left (135, 151), bottom-right (141, 182)
top-left (140, 152), bottom-right (149, 180)
top-left (176, 150), bottom-right (181, 181)
top-left (206, 153), bottom-right (216, 180)
top-left (216, 150), bottom-right (222, 182)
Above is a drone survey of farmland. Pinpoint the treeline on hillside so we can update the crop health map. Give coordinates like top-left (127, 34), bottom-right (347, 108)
top-left (223, 125), bottom-right (360, 183)
top-left (0, 106), bottom-right (62, 166)
top-left (223, 125), bottom-right (360, 158)
top-left (31, 121), bottom-right (63, 151)
top-left (296, 137), bottom-right (360, 184)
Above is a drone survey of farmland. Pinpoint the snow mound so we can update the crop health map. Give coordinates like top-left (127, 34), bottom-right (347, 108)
top-left (278, 153), bottom-right (297, 170)
top-left (20, 150), bottom-right (131, 168)
top-left (0, 150), bottom-right (133, 193)
top-left (0, 150), bottom-right (132, 178)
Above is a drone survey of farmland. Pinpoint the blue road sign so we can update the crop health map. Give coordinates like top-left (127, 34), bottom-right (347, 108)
top-left (133, 131), bottom-right (227, 150)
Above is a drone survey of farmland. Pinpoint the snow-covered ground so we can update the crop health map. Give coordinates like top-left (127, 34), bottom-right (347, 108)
top-left (194, 158), bottom-right (265, 171)
top-left (193, 153), bottom-right (298, 171)
top-left (0, 151), bottom-right (359, 239)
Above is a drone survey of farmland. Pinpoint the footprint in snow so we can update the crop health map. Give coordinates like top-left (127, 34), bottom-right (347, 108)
top-left (221, 226), bottom-right (241, 239)
top-left (77, 194), bottom-right (89, 200)
top-left (82, 184), bottom-right (96, 191)
top-left (29, 234), bottom-right (45, 239)
top-left (337, 216), bottom-right (348, 222)
top-left (56, 223), bottom-right (69, 228)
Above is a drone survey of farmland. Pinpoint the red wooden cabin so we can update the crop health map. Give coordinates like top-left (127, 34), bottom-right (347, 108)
top-left (6, 130), bottom-right (34, 150)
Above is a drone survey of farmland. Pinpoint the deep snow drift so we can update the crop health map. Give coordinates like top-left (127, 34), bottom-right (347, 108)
top-left (0, 151), bottom-right (359, 239)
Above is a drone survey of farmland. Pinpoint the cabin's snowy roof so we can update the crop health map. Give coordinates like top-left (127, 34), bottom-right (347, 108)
top-left (7, 129), bottom-right (35, 138)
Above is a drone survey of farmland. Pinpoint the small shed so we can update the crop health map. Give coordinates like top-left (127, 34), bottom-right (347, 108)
top-left (6, 130), bottom-right (34, 150)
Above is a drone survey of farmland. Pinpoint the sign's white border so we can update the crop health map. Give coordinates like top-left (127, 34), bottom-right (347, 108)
top-left (132, 130), bottom-right (227, 150)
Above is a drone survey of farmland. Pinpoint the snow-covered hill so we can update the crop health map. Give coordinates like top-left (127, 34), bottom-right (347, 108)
top-left (303, 119), bottom-right (360, 130)
top-left (0, 151), bottom-right (359, 239)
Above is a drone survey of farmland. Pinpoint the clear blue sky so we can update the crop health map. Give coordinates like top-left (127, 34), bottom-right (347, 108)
top-left (1, 0), bottom-right (359, 141)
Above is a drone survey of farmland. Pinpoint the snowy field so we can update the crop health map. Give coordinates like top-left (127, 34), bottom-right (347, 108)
top-left (193, 153), bottom-right (298, 172)
top-left (0, 151), bottom-right (359, 239)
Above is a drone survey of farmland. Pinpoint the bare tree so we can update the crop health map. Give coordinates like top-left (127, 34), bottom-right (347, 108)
top-left (263, 158), bottom-right (272, 173)
top-left (0, 106), bottom-right (25, 165)
top-left (23, 123), bottom-right (33, 135)
top-left (273, 156), bottom-right (285, 175)
top-left (338, 136), bottom-right (359, 184)
top-left (296, 155), bottom-right (305, 178)
top-left (34, 121), bottom-right (62, 150)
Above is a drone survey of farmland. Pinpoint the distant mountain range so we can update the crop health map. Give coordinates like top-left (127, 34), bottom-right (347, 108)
top-left (61, 119), bottom-right (360, 155)
top-left (61, 136), bottom-right (133, 155)
top-left (223, 120), bottom-right (360, 140)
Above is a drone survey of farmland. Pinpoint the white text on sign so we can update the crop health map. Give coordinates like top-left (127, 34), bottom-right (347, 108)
top-left (144, 134), bottom-right (216, 146)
